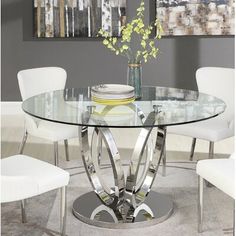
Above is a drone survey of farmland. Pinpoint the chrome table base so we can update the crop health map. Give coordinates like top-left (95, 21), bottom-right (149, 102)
top-left (74, 105), bottom-right (173, 228)
top-left (72, 191), bottom-right (173, 228)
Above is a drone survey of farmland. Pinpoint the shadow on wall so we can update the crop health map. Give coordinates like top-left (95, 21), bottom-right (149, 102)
top-left (174, 38), bottom-right (199, 90)
top-left (1, 0), bottom-right (25, 23)
top-left (1, 0), bottom-right (32, 41)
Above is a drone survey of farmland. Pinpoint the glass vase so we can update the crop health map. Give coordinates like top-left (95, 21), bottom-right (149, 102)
top-left (127, 63), bottom-right (142, 99)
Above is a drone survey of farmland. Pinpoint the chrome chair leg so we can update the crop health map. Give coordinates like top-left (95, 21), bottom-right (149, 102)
top-left (19, 130), bottom-right (28, 154)
top-left (54, 142), bottom-right (59, 166)
top-left (60, 186), bottom-right (67, 236)
top-left (198, 176), bottom-right (204, 233)
top-left (162, 142), bottom-right (166, 177)
top-left (64, 140), bottom-right (70, 162)
top-left (233, 201), bottom-right (235, 236)
top-left (206, 142), bottom-right (214, 187)
top-left (209, 141), bottom-right (214, 159)
top-left (21, 199), bottom-right (27, 223)
top-left (190, 138), bottom-right (196, 161)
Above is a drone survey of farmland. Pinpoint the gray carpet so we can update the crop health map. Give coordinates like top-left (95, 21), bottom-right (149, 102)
top-left (1, 158), bottom-right (234, 236)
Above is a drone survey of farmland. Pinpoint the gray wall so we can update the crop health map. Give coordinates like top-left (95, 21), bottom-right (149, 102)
top-left (1, 0), bottom-right (234, 101)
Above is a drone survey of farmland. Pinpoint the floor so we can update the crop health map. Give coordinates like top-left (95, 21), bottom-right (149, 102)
top-left (1, 114), bottom-right (235, 236)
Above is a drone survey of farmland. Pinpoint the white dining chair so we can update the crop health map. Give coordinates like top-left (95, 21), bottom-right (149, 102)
top-left (18, 67), bottom-right (78, 166)
top-left (1, 154), bottom-right (70, 236)
top-left (167, 67), bottom-right (234, 162)
top-left (197, 153), bottom-right (235, 233)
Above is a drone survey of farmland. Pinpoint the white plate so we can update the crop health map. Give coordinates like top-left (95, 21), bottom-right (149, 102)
top-left (91, 91), bottom-right (134, 100)
top-left (91, 84), bottom-right (134, 95)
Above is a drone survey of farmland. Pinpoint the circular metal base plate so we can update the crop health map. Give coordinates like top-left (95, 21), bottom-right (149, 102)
top-left (72, 191), bottom-right (174, 229)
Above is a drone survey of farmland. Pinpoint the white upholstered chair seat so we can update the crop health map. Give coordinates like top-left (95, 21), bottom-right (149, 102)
top-left (28, 119), bottom-right (78, 142)
top-left (1, 155), bottom-right (70, 203)
top-left (197, 158), bottom-right (235, 199)
top-left (168, 116), bottom-right (233, 142)
top-left (197, 154), bottom-right (235, 232)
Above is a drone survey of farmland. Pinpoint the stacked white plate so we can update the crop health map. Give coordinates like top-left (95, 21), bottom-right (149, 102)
top-left (91, 84), bottom-right (135, 105)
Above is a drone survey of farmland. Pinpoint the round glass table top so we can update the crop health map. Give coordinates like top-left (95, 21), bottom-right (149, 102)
top-left (22, 86), bottom-right (226, 128)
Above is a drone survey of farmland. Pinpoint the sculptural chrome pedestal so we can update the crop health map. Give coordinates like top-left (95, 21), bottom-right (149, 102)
top-left (72, 107), bottom-right (173, 228)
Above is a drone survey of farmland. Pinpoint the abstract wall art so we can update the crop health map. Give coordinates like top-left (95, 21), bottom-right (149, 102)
top-left (156, 0), bottom-right (235, 36)
top-left (34, 0), bottom-right (126, 38)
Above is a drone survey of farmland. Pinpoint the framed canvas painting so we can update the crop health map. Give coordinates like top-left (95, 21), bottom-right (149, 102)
top-left (34, 0), bottom-right (126, 38)
top-left (156, 0), bottom-right (235, 36)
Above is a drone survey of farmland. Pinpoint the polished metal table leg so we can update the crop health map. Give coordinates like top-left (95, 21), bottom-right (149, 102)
top-left (190, 138), bottom-right (196, 161)
top-left (19, 130), bottom-right (28, 154)
top-left (154, 127), bottom-right (167, 177)
top-left (21, 199), bottom-right (27, 223)
top-left (96, 131), bottom-right (103, 166)
top-left (91, 205), bottom-right (119, 223)
top-left (64, 140), bottom-right (70, 161)
top-left (79, 125), bottom-right (125, 210)
top-left (132, 203), bottom-right (154, 222)
top-left (198, 176), bottom-right (204, 233)
top-left (54, 142), bottom-right (59, 166)
top-left (60, 186), bottom-right (67, 236)
top-left (73, 108), bottom-right (173, 227)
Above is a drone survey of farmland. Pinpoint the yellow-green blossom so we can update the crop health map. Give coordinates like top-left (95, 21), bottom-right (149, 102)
top-left (98, 0), bottom-right (162, 64)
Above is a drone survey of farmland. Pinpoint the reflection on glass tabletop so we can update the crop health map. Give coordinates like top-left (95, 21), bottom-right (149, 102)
top-left (22, 86), bottom-right (226, 128)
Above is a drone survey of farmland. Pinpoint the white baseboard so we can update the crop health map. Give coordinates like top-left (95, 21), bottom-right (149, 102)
top-left (1, 102), bottom-right (23, 115)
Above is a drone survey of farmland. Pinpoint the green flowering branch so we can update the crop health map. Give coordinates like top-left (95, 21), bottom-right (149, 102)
top-left (98, 0), bottom-right (163, 63)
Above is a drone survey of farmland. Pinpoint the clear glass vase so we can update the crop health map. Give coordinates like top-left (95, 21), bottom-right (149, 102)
top-left (127, 63), bottom-right (142, 99)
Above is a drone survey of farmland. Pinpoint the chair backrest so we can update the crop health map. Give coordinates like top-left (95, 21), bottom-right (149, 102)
top-left (196, 67), bottom-right (235, 121)
top-left (17, 67), bottom-right (67, 100)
